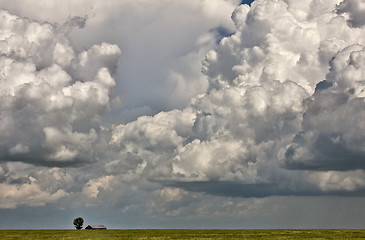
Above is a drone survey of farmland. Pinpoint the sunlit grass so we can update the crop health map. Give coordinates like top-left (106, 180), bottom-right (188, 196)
top-left (0, 229), bottom-right (364, 240)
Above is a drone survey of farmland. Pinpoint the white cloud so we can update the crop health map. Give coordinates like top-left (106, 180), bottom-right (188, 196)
top-left (8, 144), bottom-right (29, 155)
top-left (0, 163), bottom-right (70, 208)
top-left (0, 181), bottom-right (68, 208)
top-left (110, 0), bottom-right (365, 197)
top-left (83, 175), bottom-right (113, 198)
top-left (0, 0), bottom-right (241, 121)
top-left (0, 9), bottom-right (120, 166)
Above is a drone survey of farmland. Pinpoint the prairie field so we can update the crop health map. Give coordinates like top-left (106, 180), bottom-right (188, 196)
top-left (0, 229), bottom-right (364, 240)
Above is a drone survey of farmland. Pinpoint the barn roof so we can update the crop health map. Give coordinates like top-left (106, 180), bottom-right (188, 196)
top-left (85, 225), bottom-right (107, 229)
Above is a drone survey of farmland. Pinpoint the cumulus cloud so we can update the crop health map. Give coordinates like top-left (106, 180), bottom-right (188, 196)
top-left (109, 0), bottom-right (365, 198)
top-left (284, 44), bottom-right (365, 171)
top-left (0, 0), bottom-right (240, 210)
top-left (0, 162), bottom-right (71, 208)
top-left (0, 181), bottom-right (67, 208)
top-left (336, 0), bottom-right (365, 27)
top-left (1, 0), bottom-right (365, 228)
top-left (0, 0), bottom-right (242, 122)
top-left (0, 9), bottom-right (121, 166)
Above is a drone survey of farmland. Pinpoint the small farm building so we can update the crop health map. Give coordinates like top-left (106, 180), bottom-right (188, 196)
top-left (85, 225), bottom-right (107, 229)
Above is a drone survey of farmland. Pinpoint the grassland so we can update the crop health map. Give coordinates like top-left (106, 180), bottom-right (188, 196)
top-left (0, 229), bottom-right (364, 240)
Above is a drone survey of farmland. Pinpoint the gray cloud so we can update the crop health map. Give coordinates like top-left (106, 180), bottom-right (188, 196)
top-left (169, 181), bottom-right (365, 198)
top-left (337, 0), bottom-right (365, 27)
top-left (284, 44), bottom-right (365, 171)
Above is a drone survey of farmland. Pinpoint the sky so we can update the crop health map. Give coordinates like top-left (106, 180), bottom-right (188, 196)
top-left (0, 0), bottom-right (365, 229)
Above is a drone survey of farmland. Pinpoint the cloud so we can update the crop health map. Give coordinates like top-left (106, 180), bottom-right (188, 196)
top-left (109, 0), bottom-right (365, 198)
top-left (284, 44), bottom-right (365, 171)
top-left (0, 181), bottom-right (67, 208)
top-left (336, 0), bottom-right (365, 27)
top-left (1, 0), bottom-right (365, 229)
top-left (0, 162), bottom-right (71, 208)
top-left (0, 9), bottom-right (121, 166)
top-left (0, 0), bottom-right (242, 122)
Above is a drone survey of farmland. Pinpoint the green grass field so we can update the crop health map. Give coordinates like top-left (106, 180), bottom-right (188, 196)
top-left (0, 229), bottom-right (364, 240)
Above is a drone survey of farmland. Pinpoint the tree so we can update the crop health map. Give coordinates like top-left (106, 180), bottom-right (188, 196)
top-left (73, 217), bottom-right (84, 230)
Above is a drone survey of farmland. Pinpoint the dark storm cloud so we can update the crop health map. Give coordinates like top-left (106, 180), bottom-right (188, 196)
top-left (169, 181), bottom-right (365, 198)
top-left (284, 131), bottom-right (365, 171)
top-left (284, 44), bottom-right (365, 172)
top-left (337, 0), bottom-right (365, 28)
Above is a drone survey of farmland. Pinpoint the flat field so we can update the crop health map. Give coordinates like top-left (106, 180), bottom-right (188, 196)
top-left (0, 229), bottom-right (364, 240)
